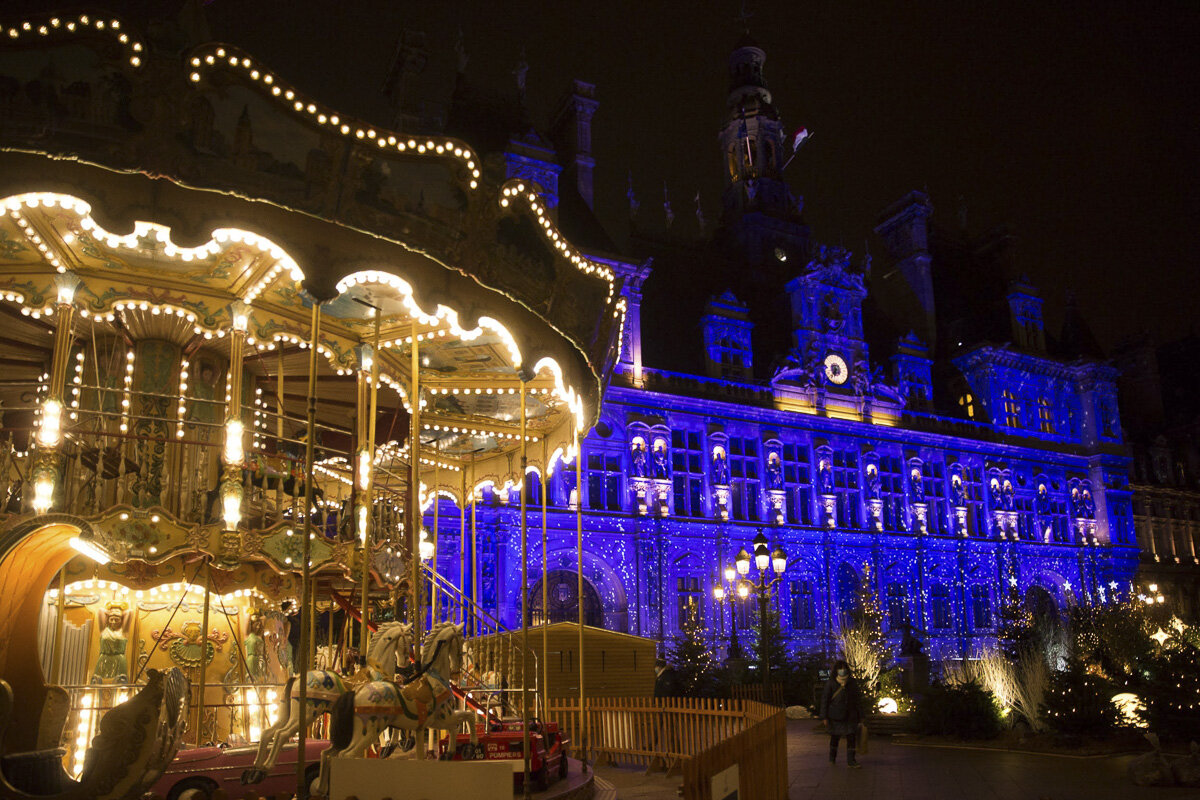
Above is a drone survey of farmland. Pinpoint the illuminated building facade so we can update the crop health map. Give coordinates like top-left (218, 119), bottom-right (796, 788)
top-left (430, 33), bottom-right (1141, 659)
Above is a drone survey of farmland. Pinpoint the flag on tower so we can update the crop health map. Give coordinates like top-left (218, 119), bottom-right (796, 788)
top-left (791, 127), bottom-right (812, 152)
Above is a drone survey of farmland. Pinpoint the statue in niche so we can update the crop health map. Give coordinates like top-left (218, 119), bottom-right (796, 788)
top-left (91, 602), bottom-right (129, 684)
top-left (651, 440), bottom-right (670, 480)
top-left (950, 473), bottom-right (967, 507)
top-left (852, 360), bottom-right (871, 396)
top-left (712, 448), bottom-right (729, 485)
top-left (1035, 484), bottom-right (1052, 518)
top-left (817, 459), bottom-right (834, 495)
top-left (909, 467), bottom-right (925, 503)
top-left (243, 613), bottom-right (268, 683)
top-left (989, 478), bottom-right (1003, 509)
top-left (630, 439), bottom-right (648, 478)
top-left (1002, 479), bottom-right (1015, 511)
top-left (1082, 488), bottom-right (1095, 519)
top-left (766, 452), bottom-right (784, 490)
top-left (864, 463), bottom-right (882, 500)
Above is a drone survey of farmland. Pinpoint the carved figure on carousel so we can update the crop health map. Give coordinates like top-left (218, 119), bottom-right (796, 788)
top-left (317, 623), bottom-right (480, 797)
top-left (90, 602), bottom-right (130, 684)
top-left (244, 613), bottom-right (268, 684)
top-left (766, 451), bottom-right (784, 491)
top-left (651, 439), bottom-right (670, 480)
top-left (630, 438), bottom-right (648, 478)
top-left (242, 621), bottom-right (414, 785)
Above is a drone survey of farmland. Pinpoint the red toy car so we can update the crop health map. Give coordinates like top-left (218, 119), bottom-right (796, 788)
top-left (147, 739), bottom-right (328, 800)
top-left (440, 720), bottom-right (569, 791)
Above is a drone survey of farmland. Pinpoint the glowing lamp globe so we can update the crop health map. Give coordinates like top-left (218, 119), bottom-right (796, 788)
top-left (771, 546), bottom-right (787, 575)
top-left (735, 548), bottom-right (751, 576)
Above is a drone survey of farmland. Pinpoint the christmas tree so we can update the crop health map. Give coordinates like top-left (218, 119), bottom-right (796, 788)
top-left (838, 563), bottom-right (887, 695)
top-left (751, 603), bottom-right (791, 684)
top-left (1041, 658), bottom-right (1118, 735)
top-left (667, 610), bottom-right (718, 697)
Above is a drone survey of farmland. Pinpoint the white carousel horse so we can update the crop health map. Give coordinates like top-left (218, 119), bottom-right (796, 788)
top-left (241, 621), bottom-right (413, 785)
top-left (318, 623), bottom-right (479, 796)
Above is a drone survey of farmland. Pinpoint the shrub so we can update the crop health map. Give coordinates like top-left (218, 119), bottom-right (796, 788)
top-left (913, 680), bottom-right (1003, 739)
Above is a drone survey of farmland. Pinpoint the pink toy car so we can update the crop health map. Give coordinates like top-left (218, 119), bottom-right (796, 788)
top-left (147, 740), bottom-right (328, 800)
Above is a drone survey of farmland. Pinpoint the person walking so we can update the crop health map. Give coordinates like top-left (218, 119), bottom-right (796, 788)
top-left (819, 660), bottom-right (863, 768)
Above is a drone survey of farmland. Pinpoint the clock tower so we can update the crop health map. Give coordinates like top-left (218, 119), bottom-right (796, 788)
top-left (782, 245), bottom-right (871, 390)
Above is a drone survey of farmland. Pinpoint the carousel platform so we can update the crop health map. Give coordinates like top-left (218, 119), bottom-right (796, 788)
top-left (533, 758), bottom-right (595, 800)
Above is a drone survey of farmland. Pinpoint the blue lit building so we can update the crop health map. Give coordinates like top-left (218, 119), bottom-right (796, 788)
top-left (427, 34), bottom-right (1140, 659)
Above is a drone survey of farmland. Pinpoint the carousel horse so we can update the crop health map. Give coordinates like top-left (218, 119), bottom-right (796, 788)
top-left (318, 623), bottom-right (478, 796)
top-left (241, 621), bottom-right (413, 785)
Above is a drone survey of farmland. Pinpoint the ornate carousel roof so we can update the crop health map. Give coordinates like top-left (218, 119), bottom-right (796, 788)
top-left (0, 11), bottom-right (625, 502)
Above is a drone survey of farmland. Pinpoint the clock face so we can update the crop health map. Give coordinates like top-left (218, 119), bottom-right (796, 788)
top-left (823, 353), bottom-right (849, 385)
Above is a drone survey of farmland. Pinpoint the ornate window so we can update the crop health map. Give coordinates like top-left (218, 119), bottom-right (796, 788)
top-left (790, 580), bottom-right (817, 630)
top-left (930, 584), bottom-right (952, 629)
top-left (1001, 390), bottom-right (1022, 428)
top-left (878, 455), bottom-right (907, 531)
top-left (886, 582), bottom-right (909, 630)
top-left (728, 436), bottom-right (761, 522)
top-left (958, 392), bottom-right (975, 419)
top-left (832, 450), bottom-right (861, 528)
top-left (1037, 396), bottom-right (1054, 434)
top-left (671, 430), bottom-right (705, 517)
top-left (782, 443), bottom-right (813, 524)
top-left (970, 585), bottom-right (992, 629)
top-left (920, 460), bottom-right (949, 534)
top-left (676, 576), bottom-right (702, 628)
top-left (586, 452), bottom-right (623, 511)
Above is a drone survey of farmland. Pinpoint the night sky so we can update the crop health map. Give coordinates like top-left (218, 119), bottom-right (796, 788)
top-left (10, 1), bottom-right (1200, 353)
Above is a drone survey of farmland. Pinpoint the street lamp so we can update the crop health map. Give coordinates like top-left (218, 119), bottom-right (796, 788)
top-left (727, 529), bottom-right (787, 684)
top-left (714, 566), bottom-right (745, 659)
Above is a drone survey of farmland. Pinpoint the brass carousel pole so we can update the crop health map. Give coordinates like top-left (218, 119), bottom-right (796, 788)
top-left (296, 299), bottom-right (321, 800)
top-left (50, 569), bottom-right (67, 685)
top-left (540, 436), bottom-right (549, 717)
top-left (196, 557), bottom-right (212, 744)
top-left (432, 462), bottom-right (440, 623)
top-left (470, 456), bottom-right (477, 636)
top-left (407, 321), bottom-right (422, 650)
top-left (459, 468), bottom-right (467, 625)
top-left (359, 305), bottom-right (382, 660)
top-left (575, 430), bottom-right (587, 773)
top-left (519, 382), bottom-right (531, 800)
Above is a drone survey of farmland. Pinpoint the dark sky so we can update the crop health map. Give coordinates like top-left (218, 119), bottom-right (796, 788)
top-left (10, 1), bottom-right (1200, 352)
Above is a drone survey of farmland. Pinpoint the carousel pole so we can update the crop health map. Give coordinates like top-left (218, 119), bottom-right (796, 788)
top-left (432, 462), bottom-right (440, 623)
top-left (540, 436), bottom-right (549, 717)
top-left (407, 321), bottom-right (422, 652)
top-left (470, 455), bottom-right (477, 637)
top-left (459, 468), bottom-right (467, 625)
top-left (196, 557), bottom-right (212, 744)
top-left (296, 299), bottom-right (321, 800)
top-left (357, 303), bottom-right (381, 663)
top-left (519, 382), bottom-right (531, 800)
top-left (32, 273), bottom-right (79, 514)
top-left (575, 430), bottom-right (587, 773)
top-left (50, 569), bottom-right (67, 685)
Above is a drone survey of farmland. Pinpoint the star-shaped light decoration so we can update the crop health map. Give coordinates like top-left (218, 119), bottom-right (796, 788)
top-left (1150, 628), bottom-right (1171, 646)
top-left (1008, 576), bottom-right (1018, 587)
top-left (1063, 580), bottom-right (1072, 591)
top-left (1108, 580), bottom-right (1119, 590)
top-left (1098, 587), bottom-right (1107, 602)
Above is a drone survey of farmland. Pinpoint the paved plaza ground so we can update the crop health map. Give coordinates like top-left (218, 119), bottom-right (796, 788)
top-left (592, 720), bottom-right (1187, 800)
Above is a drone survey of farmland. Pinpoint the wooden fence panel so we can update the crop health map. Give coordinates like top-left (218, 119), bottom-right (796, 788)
top-left (682, 708), bottom-right (786, 800)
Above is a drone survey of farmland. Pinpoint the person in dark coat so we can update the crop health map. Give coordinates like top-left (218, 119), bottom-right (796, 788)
top-left (653, 658), bottom-right (679, 697)
top-left (819, 659), bottom-right (863, 767)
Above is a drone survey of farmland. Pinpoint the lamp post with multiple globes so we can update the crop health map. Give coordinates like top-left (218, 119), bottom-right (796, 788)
top-left (716, 530), bottom-right (787, 680)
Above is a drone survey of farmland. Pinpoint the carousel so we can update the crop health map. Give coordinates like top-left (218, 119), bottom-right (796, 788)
top-left (0, 10), bottom-right (621, 800)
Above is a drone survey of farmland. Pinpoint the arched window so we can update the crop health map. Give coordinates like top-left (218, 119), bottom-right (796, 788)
top-left (1037, 396), bottom-right (1054, 434)
top-left (930, 584), bottom-right (952, 629)
top-left (790, 580), bottom-right (816, 630)
top-left (970, 586), bottom-right (991, 629)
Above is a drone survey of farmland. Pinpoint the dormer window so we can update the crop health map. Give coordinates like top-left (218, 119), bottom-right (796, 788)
top-left (958, 392), bottom-right (975, 419)
top-left (1001, 390), bottom-right (1022, 428)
